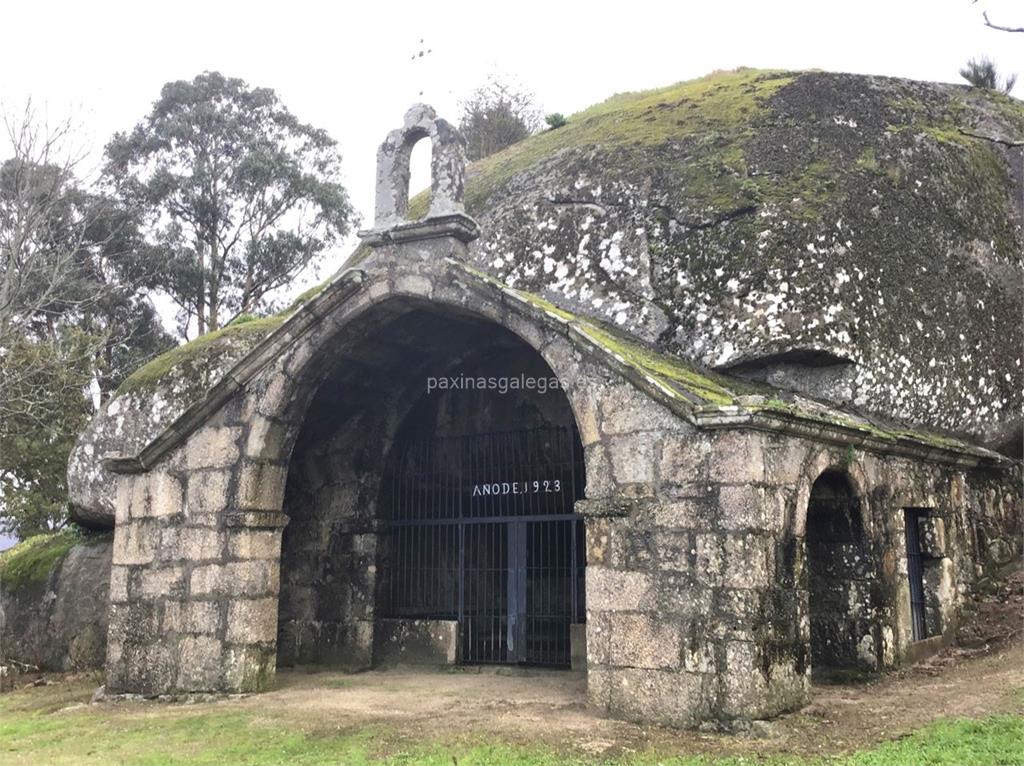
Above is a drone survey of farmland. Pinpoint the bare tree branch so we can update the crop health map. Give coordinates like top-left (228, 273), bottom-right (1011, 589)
top-left (983, 10), bottom-right (1024, 32)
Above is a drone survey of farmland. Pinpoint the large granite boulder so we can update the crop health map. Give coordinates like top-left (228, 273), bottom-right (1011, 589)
top-left (68, 317), bottom-right (285, 528)
top-left (0, 531), bottom-right (113, 672)
top-left (457, 70), bottom-right (1023, 454)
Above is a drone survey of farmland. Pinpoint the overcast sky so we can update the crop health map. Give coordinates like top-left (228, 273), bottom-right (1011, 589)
top-left (2, 0), bottom-right (1021, 295)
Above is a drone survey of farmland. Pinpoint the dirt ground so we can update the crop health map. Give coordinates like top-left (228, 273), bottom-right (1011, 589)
top-left (209, 567), bottom-right (1024, 760)
top-left (234, 641), bottom-right (1021, 760)
top-left (9, 567), bottom-right (1023, 762)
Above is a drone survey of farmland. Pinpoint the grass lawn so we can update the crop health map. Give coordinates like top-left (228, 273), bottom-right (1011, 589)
top-left (1, 677), bottom-right (1022, 766)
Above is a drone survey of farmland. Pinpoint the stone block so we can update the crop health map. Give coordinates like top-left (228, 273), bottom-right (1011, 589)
top-left (585, 518), bottom-right (611, 566)
top-left (608, 433), bottom-right (658, 485)
top-left (114, 476), bottom-right (142, 524)
top-left (190, 560), bottom-right (280, 598)
top-left (650, 498), bottom-right (711, 529)
top-left (695, 533), bottom-right (725, 587)
top-left (226, 598), bottom-right (280, 644)
top-left (608, 613), bottom-right (680, 669)
top-left (723, 534), bottom-right (770, 589)
top-left (252, 642), bottom-right (286, 685)
top-left (586, 612), bottom-right (611, 665)
top-left (177, 636), bottom-right (224, 691)
top-left (163, 600), bottom-right (221, 635)
top-left (599, 385), bottom-right (679, 435)
top-left (719, 485), bottom-right (771, 531)
top-left (245, 416), bottom-right (288, 460)
top-left (107, 602), bottom-right (159, 644)
top-left (228, 528), bottom-right (283, 560)
top-left (763, 439), bottom-right (808, 485)
top-left (659, 436), bottom-right (711, 484)
top-left (185, 470), bottom-right (230, 519)
top-left (146, 472), bottom-right (184, 518)
top-left (394, 274), bottom-right (433, 296)
top-left (611, 527), bottom-right (690, 572)
top-left (583, 444), bottom-right (616, 498)
top-left (586, 666), bottom-right (612, 710)
top-left (587, 567), bottom-right (653, 612)
top-left (235, 461), bottom-right (289, 511)
top-left (709, 431), bottom-right (766, 483)
top-left (256, 375), bottom-right (294, 418)
top-left (179, 527), bottom-right (225, 562)
top-left (606, 667), bottom-right (712, 728)
top-left (654, 572), bottom-right (712, 617)
top-left (681, 626), bottom-right (716, 673)
top-left (372, 618), bottom-right (459, 666)
top-left (108, 565), bottom-right (131, 603)
top-left (112, 638), bottom-right (178, 696)
top-left (185, 426), bottom-right (242, 470)
top-left (136, 565), bottom-right (185, 599)
top-left (720, 641), bottom-right (769, 717)
top-left (570, 623), bottom-right (588, 671)
top-left (112, 522), bottom-right (161, 566)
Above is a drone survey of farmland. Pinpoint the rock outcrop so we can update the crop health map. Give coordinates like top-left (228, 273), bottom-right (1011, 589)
top-left (458, 70), bottom-right (1023, 455)
top-left (0, 531), bottom-right (113, 672)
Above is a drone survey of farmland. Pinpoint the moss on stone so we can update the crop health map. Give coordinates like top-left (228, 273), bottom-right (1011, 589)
top-left (116, 315), bottom-right (286, 396)
top-left (0, 529), bottom-right (101, 589)
top-left (464, 68), bottom-right (794, 213)
top-left (403, 69), bottom-right (794, 218)
top-left (750, 399), bottom-right (975, 451)
top-left (285, 278), bottom-right (333, 312)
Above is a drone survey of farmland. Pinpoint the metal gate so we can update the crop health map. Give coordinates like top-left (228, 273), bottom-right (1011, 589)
top-left (380, 426), bottom-right (585, 667)
top-left (904, 508), bottom-right (929, 641)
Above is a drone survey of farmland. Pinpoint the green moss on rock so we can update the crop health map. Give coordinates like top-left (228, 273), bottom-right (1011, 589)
top-left (116, 315), bottom-right (286, 396)
top-left (0, 528), bottom-right (110, 589)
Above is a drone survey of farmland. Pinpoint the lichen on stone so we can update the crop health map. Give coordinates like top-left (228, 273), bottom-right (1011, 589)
top-left (455, 69), bottom-right (1023, 451)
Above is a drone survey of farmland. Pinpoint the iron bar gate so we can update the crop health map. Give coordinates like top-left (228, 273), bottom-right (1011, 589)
top-left (380, 426), bottom-right (585, 667)
top-left (904, 508), bottom-right (929, 642)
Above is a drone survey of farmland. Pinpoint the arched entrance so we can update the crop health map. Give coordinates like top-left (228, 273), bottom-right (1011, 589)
top-left (275, 298), bottom-right (586, 670)
top-left (804, 470), bottom-right (879, 677)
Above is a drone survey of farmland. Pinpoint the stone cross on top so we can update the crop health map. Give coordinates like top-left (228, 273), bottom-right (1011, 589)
top-left (360, 104), bottom-right (479, 245)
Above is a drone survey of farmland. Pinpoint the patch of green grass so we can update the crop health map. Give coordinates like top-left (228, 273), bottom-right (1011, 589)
top-left (0, 686), bottom-right (1020, 766)
top-left (0, 529), bottom-right (83, 589)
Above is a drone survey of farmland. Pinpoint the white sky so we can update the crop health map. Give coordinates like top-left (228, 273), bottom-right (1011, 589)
top-left (1, 0), bottom-right (1022, 308)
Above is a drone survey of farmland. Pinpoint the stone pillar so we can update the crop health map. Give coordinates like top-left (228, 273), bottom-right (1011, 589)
top-left (105, 423), bottom-right (288, 695)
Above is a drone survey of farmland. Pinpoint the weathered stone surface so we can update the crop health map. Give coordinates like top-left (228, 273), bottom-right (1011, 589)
top-left (372, 618), bottom-right (459, 666)
top-left (465, 70), bottom-right (1024, 453)
top-left (604, 667), bottom-right (712, 727)
top-left (226, 598), bottom-right (279, 644)
top-left (0, 535), bottom-right (112, 671)
top-left (587, 566), bottom-right (654, 612)
top-left (608, 613), bottom-right (680, 669)
top-left (177, 635), bottom-right (223, 690)
top-left (186, 427), bottom-right (242, 470)
top-left (68, 323), bottom-right (277, 527)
